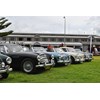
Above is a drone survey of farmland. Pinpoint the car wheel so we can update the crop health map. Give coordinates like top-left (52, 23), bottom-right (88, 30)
top-left (51, 59), bottom-right (55, 67)
top-left (21, 58), bottom-right (36, 74)
top-left (79, 60), bottom-right (83, 64)
top-left (54, 58), bottom-right (58, 66)
top-left (70, 56), bottom-right (75, 64)
top-left (88, 60), bottom-right (91, 62)
top-left (0, 73), bottom-right (9, 79)
top-left (64, 62), bottom-right (68, 66)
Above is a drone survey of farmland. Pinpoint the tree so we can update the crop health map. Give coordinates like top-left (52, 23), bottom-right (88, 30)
top-left (0, 17), bottom-right (13, 37)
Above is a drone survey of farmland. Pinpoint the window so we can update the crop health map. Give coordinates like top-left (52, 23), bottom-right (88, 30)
top-left (66, 38), bottom-right (71, 42)
top-left (2, 37), bottom-right (6, 41)
top-left (58, 38), bottom-right (63, 42)
top-left (10, 37), bottom-right (14, 41)
top-left (19, 38), bottom-right (23, 41)
top-left (74, 39), bottom-right (79, 42)
top-left (96, 39), bottom-right (100, 42)
top-left (81, 39), bottom-right (87, 42)
top-left (34, 38), bottom-right (40, 41)
top-left (42, 38), bottom-right (48, 41)
top-left (27, 38), bottom-right (31, 41)
top-left (50, 38), bottom-right (55, 41)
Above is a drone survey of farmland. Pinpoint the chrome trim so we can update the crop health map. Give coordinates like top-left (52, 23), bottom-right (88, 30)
top-left (36, 63), bottom-right (52, 68)
top-left (57, 60), bottom-right (70, 63)
top-left (0, 68), bottom-right (12, 73)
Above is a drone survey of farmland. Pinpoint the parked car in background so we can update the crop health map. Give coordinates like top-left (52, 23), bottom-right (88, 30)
top-left (0, 53), bottom-right (12, 79)
top-left (60, 47), bottom-right (85, 64)
top-left (25, 44), bottom-right (70, 66)
top-left (45, 46), bottom-right (71, 66)
top-left (25, 46), bottom-right (55, 67)
top-left (75, 49), bottom-right (93, 62)
top-left (46, 47), bottom-right (71, 66)
top-left (0, 43), bottom-right (53, 74)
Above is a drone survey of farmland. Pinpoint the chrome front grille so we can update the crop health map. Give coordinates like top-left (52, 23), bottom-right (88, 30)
top-left (40, 54), bottom-right (47, 59)
top-left (59, 55), bottom-right (69, 61)
top-left (79, 56), bottom-right (83, 59)
top-left (89, 55), bottom-right (92, 58)
top-left (39, 54), bottom-right (49, 64)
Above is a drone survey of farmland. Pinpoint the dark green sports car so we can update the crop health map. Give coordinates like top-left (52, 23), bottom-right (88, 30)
top-left (0, 43), bottom-right (54, 74)
top-left (0, 53), bottom-right (12, 79)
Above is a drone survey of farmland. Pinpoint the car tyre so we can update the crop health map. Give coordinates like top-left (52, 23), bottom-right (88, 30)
top-left (51, 59), bottom-right (55, 67)
top-left (54, 58), bottom-right (58, 66)
top-left (64, 62), bottom-right (68, 66)
top-left (21, 58), bottom-right (36, 74)
top-left (0, 73), bottom-right (9, 79)
top-left (70, 56), bottom-right (75, 64)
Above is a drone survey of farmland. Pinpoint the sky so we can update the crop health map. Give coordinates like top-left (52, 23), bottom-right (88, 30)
top-left (1, 16), bottom-right (100, 35)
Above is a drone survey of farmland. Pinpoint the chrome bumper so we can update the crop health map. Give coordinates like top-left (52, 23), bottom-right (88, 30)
top-left (85, 57), bottom-right (92, 61)
top-left (57, 60), bottom-right (70, 63)
top-left (36, 58), bottom-right (55, 68)
top-left (75, 58), bottom-right (84, 62)
top-left (36, 63), bottom-right (53, 68)
top-left (0, 68), bottom-right (12, 74)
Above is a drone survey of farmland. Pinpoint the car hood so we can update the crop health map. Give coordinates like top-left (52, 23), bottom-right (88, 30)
top-left (66, 52), bottom-right (78, 56)
top-left (8, 51), bottom-right (38, 58)
top-left (46, 52), bottom-right (61, 56)
top-left (0, 53), bottom-right (8, 60)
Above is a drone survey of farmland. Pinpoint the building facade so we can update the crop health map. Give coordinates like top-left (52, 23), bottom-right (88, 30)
top-left (0, 33), bottom-right (100, 51)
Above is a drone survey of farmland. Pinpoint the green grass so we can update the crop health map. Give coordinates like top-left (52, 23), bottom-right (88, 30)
top-left (1, 56), bottom-right (100, 83)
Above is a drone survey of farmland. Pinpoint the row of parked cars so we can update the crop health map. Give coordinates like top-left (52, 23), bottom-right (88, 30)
top-left (0, 43), bottom-right (93, 79)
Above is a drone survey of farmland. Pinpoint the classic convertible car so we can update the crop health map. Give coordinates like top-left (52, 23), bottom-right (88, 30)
top-left (24, 45), bottom-right (70, 66)
top-left (75, 49), bottom-right (93, 61)
top-left (28, 46), bottom-right (70, 66)
top-left (60, 47), bottom-right (85, 64)
top-left (23, 46), bottom-right (55, 67)
top-left (0, 43), bottom-right (54, 74)
top-left (46, 47), bottom-right (71, 66)
top-left (0, 53), bottom-right (12, 79)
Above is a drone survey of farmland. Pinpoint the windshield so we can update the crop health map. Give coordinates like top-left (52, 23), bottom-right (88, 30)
top-left (31, 47), bottom-right (47, 53)
top-left (22, 46), bottom-right (30, 52)
top-left (75, 49), bottom-right (82, 52)
top-left (8, 45), bottom-right (25, 52)
top-left (54, 48), bottom-right (64, 53)
top-left (67, 48), bottom-right (76, 52)
top-left (0, 45), bottom-right (27, 53)
top-left (0, 46), bottom-right (5, 53)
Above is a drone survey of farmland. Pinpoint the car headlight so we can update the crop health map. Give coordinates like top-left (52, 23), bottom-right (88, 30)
top-left (6, 57), bottom-right (12, 64)
top-left (59, 54), bottom-right (63, 59)
top-left (74, 55), bottom-right (79, 59)
top-left (51, 54), bottom-right (54, 59)
top-left (1, 62), bottom-right (5, 68)
top-left (37, 55), bottom-right (41, 61)
top-left (85, 54), bottom-right (88, 57)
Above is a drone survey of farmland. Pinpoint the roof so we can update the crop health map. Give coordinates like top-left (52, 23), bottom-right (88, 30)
top-left (21, 41), bottom-right (82, 46)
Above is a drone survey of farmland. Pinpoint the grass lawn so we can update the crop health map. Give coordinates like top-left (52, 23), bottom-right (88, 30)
top-left (1, 56), bottom-right (100, 83)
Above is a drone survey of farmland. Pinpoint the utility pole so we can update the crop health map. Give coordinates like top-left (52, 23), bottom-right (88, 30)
top-left (90, 35), bottom-right (92, 53)
top-left (63, 16), bottom-right (66, 45)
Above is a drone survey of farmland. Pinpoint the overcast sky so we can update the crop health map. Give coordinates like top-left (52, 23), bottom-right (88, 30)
top-left (1, 16), bottom-right (100, 35)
